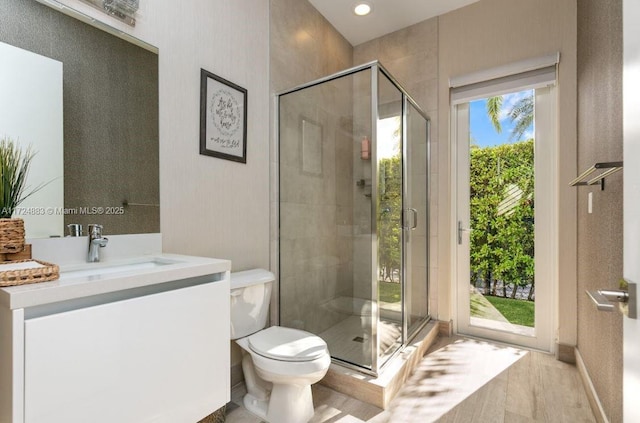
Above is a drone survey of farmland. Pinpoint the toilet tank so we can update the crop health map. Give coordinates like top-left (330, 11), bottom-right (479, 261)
top-left (230, 269), bottom-right (275, 340)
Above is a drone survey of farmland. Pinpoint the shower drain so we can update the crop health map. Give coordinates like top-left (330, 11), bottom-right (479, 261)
top-left (352, 336), bottom-right (365, 343)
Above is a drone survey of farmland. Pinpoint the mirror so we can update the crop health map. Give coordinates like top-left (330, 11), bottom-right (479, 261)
top-left (0, 41), bottom-right (65, 238)
top-left (0, 0), bottom-right (159, 238)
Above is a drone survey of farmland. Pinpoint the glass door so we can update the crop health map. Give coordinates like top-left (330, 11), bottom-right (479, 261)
top-left (455, 87), bottom-right (555, 351)
top-left (375, 70), bottom-right (404, 366)
top-left (278, 62), bottom-right (431, 375)
top-left (375, 68), bottom-right (431, 368)
top-left (278, 67), bottom-right (375, 371)
top-left (405, 99), bottom-right (430, 338)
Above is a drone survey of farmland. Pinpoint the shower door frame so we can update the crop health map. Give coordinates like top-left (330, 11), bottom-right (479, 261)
top-left (276, 61), bottom-right (431, 376)
top-left (402, 94), bottom-right (432, 345)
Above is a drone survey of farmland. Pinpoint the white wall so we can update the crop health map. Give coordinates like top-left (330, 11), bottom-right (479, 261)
top-left (52, 0), bottom-right (271, 270)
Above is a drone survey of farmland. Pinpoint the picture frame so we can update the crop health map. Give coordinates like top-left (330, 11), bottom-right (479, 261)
top-left (200, 68), bottom-right (247, 163)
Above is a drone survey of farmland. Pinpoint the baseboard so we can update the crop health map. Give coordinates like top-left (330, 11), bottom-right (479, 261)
top-left (575, 348), bottom-right (609, 423)
top-left (438, 319), bottom-right (453, 337)
top-left (555, 342), bottom-right (576, 364)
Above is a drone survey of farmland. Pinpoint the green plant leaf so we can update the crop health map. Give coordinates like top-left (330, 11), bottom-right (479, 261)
top-left (0, 137), bottom-right (47, 218)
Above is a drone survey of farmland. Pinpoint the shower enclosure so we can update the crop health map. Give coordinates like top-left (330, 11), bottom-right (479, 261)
top-left (277, 62), bottom-right (430, 375)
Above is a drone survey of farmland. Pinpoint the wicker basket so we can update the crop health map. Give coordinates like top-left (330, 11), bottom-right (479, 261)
top-left (0, 259), bottom-right (59, 287)
top-left (0, 218), bottom-right (25, 254)
top-left (197, 405), bottom-right (226, 423)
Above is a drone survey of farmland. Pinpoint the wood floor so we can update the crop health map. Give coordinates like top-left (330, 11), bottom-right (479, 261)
top-left (226, 335), bottom-right (595, 423)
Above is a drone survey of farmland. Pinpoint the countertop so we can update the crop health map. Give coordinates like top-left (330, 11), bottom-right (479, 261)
top-left (0, 254), bottom-right (231, 310)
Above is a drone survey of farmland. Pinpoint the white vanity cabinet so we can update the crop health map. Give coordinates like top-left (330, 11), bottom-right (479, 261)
top-left (0, 255), bottom-right (231, 423)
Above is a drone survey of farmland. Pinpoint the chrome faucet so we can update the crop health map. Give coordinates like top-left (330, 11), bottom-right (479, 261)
top-left (87, 224), bottom-right (109, 262)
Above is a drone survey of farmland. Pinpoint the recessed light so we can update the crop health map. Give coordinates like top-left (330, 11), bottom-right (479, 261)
top-left (354, 2), bottom-right (372, 16)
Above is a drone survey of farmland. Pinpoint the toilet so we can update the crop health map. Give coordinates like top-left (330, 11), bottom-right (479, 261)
top-left (230, 269), bottom-right (331, 423)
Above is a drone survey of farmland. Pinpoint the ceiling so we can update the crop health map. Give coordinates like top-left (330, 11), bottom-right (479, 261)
top-left (307, 0), bottom-right (480, 46)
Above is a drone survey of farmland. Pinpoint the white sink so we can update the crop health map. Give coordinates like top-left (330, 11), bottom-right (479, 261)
top-left (0, 252), bottom-right (230, 310)
top-left (59, 258), bottom-right (178, 280)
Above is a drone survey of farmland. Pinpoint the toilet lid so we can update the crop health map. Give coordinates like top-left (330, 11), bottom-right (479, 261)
top-left (248, 326), bottom-right (328, 362)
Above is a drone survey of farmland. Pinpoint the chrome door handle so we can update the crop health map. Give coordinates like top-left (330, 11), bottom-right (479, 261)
top-left (587, 280), bottom-right (637, 319)
top-left (458, 220), bottom-right (470, 245)
top-left (409, 208), bottom-right (417, 230)
top-left (586, 290), bottom-right (618, 311)
top-left (404, 208), bottom-right (418, 230)
top-left (600, 289), bottom-right (629, 302)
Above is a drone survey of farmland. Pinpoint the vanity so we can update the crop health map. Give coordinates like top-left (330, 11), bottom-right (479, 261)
top-left (0, 249), bottom-right (231, 423)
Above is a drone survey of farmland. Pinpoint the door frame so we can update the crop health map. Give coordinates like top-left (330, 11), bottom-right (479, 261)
top-left (450, 87), bottom-right (558, 353)
top-left (623, 0), bottom-right (640, 419)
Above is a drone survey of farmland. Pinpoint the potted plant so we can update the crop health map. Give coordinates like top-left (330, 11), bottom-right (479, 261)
top-left (0, 136), bottom-right (41, 253)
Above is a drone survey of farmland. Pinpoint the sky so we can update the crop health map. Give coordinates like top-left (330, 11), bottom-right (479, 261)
top-left (470, 90), bottom-right (534, 148)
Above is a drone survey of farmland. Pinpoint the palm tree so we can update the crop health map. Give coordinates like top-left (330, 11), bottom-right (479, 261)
top-left (486, 96), bottom-right (503, 134)
top-left (486, 94), bottom-right (534, 141)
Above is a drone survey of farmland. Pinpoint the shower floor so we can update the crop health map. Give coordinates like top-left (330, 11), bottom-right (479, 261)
top-left (319, 315), bottom-right (402, 368)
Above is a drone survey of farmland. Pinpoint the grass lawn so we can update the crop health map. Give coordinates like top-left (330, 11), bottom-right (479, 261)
top-left (379, 281), bottom-right (401, 303)
top-left (484, 295), bottom-right (535, 327)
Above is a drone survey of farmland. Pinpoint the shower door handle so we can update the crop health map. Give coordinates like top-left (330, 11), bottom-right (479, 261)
top-left (405, 208), bottom-right (418, 230)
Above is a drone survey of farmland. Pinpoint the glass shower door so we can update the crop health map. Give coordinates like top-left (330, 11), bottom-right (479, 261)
top-left (405, 99), bottom-right (430, 337)
top-left (278, 67), bottom-right (376, 371)
top-left (375, 70), bottom-right (404, 366)
top-left (375, 70), bottom-right (430, 367)
top-left (278, 62), bottom-right (430, 376)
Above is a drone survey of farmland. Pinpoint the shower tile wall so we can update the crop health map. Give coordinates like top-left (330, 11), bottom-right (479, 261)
top-left (270, 0), bottom-right (355, 334)
top-left (273, 3), bottom-right (436, 333)
top-left (354, 18), bottom-right (439, 316)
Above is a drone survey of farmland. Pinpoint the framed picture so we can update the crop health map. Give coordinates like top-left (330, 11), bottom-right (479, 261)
top-left (200, 69), bottom-right (247, 163)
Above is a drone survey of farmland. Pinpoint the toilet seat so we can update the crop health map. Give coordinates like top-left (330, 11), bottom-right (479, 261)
top-left (248, 326), bottom-right (328, 362)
